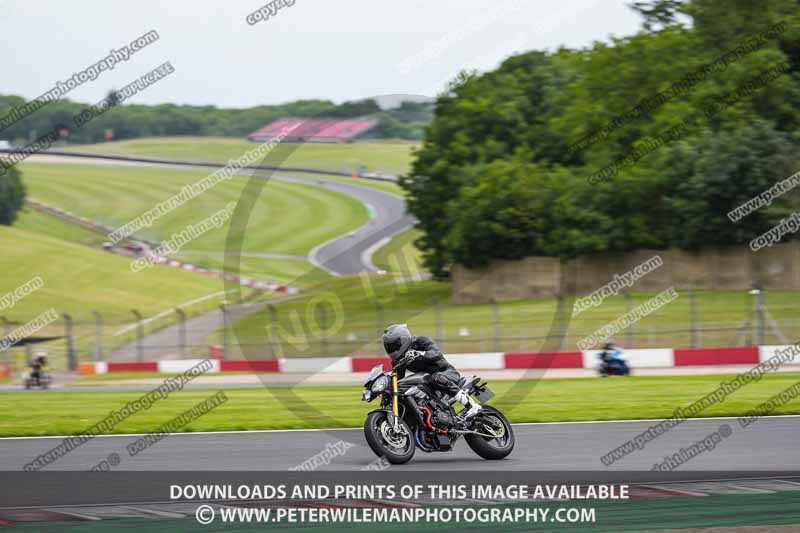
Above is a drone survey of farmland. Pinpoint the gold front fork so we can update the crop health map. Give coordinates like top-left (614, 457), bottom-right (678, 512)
top-left (391, 372), bottom-right (399, 430)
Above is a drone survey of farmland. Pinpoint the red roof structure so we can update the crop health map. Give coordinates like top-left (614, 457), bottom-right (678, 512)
top-left (248, 118), bottom-right (378, 143)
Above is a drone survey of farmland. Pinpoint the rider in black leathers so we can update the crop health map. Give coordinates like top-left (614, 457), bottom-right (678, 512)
top-left (382, 324), bottom-right (481, 419)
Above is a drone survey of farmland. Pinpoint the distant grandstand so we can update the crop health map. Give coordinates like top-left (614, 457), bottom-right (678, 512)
top-left (248, 118), bottom-right (378, 143)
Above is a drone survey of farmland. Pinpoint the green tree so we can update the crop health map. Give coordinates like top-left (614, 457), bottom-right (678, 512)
top-left (0, 166), bottom-right (26, 226)
top-left (404, 0), bottom-right (800, 277)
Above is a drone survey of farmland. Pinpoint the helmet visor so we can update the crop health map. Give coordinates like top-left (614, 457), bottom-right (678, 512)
top-left (384, 338), bottom-right (403, 355)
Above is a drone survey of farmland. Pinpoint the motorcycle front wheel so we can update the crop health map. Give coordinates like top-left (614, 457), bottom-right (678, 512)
top-left (465, 406), bottom-right (515, 460)
top-left (363, 410), bottom-right (415, 465)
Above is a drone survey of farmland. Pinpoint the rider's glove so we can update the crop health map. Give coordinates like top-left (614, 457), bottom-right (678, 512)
top-left (404, 350), bottom-right (424, 361)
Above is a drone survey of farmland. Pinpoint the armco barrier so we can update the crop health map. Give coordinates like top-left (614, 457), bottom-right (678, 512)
top-left (351, 357), bottom-right (391, 372)
top-left (219, 360), bottom-right (280, 372)
top-left (107, 361), bottom-right (159, 372)
top-left (75, 345), bottom-right (798, 375)
top-left (504, 351), bottom-right (583, 369)
top-left (673, 346), bottom-right (759, 366)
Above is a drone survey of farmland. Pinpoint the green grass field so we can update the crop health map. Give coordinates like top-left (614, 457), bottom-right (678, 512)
top-left (372, 228), bottom-right (425, 274)
top-left (0, 223), bottom-right (235, 370)
top-left (13, 208), bottom-right (108, 247)
top-left (1, 373), bottom-right (798, 436)
top-left (0, 224), bottom-right (228, 321)
top-left (221, 275), bottom-right (800, 355)
top-left (19, 163), bottom-right (368, 256)
top-left (169, 252), bottom-right (330, 288)
top-left (66, 137), bottom-right (417, 176)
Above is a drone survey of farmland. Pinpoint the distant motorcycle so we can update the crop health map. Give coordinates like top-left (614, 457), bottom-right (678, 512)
top-left (361, 352), bottom-right (514, 465)
top-left (598, 350), bottom-right (630, 377)
top-left (25, 371), bottom-right (51, 389)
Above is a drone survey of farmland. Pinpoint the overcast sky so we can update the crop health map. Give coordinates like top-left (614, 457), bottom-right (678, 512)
top-left (1, 0), bottom-right (642, 108)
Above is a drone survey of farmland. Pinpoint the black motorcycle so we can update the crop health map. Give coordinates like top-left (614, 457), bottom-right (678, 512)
top-left (361, 352), bottom-right (514, 464)
top-left (25, 371), bottom-right (51, 389)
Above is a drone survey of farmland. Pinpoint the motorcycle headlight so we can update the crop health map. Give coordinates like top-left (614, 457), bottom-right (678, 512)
top-left (371, 375), bottom-right (389, 393)
top-left (362, 389), bottom-right (373, 402)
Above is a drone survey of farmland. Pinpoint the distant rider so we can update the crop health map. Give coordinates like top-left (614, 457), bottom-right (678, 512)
top-left (382, 324), bottom-right (482, 419)
top-left (29, 355), bottom-right (48, 384)
top-left (598, 341), bottom-right (624, 372)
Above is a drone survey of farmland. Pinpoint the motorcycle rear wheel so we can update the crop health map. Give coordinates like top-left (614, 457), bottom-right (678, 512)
top-left (363, 411), bottom-right (415, 465)
top-left (465, 406), bottom-right (514, 460)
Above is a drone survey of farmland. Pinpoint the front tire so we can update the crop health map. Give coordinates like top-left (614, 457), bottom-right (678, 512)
top-left (363, 411), bottom-right (415, 465)
top-left (465, 406), bottom-right (514, 460)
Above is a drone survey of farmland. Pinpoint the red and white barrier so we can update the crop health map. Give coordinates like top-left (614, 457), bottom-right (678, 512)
top-left (78, 345), bottom-right (799, 375)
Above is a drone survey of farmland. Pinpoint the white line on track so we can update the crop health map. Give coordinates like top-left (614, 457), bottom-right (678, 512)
top-left (360, 236), bottom-right (389, 273)
top-left (3, 414), bottom-right (800, 441)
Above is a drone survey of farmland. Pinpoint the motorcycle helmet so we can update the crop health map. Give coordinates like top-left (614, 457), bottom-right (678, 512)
top-left (382, 324), bottom-right (413, 358)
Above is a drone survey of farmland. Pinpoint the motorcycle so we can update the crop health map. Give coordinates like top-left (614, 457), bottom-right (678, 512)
top-left (361, 352), bottom-right (514, 465)
top-left (597, 350), bottom-right (630, 377)
top-left (25, 371), bottom-right (51, 389)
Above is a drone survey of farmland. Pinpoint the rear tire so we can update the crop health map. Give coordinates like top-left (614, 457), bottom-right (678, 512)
top-left (465, 406), bottom-right (514, 460)
top-left (363, 411), bottom-right (415, 465)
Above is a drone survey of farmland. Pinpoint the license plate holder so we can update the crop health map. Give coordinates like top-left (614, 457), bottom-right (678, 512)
top-left (475, 385), bottom-right (494, 404)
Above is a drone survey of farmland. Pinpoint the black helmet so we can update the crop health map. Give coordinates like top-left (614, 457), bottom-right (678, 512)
top-left (382, 324), bottom-right (413, 358)
top-left (603, 341), bottom-right (615, 351)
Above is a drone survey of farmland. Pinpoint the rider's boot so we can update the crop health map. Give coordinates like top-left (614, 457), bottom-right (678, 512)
top-left (452, 390), bottom-right (482, 420)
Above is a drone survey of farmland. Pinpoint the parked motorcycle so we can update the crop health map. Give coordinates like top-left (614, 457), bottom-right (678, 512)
top-left (361, 352), bottom-right (514, 464)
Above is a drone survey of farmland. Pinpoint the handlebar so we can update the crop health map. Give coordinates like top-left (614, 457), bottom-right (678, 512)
top-left (393, 350), bottom-right (423, 371)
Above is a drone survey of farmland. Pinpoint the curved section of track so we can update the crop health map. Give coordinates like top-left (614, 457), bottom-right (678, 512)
top-left (24, 153), bottom-right (415, 276)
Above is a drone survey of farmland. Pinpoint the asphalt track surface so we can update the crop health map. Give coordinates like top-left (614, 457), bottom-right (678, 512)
top-left (24, 153), bottom-right (416, 276)
top-left (280, 175), bottom-right (416, 276)
top-left (1, 416), bottom-right (798, 472)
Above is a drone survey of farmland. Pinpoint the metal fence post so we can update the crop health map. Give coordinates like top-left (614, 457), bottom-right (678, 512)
top-left (267, 304), bottom-right (278, 359)
top-left (756, 289), bottom-right (765, 346)
top-left (92, 310), bottom-right (104, 361)
top-left (131, 309), bottom-right (144, 362)
top-left (433, 299), bottom-right (442, 349)
top-left (689, 288), bottom-right (697, 348)
top-left (374, 301), bottom-right (384, 354)
top-left (318, 301), bottom-right (329, 356)
top-left (0, 317), bottom-right (8, 370)
top-left (374, 301), bottom-right (384, 335)
top-left (557, 293), bottom-right (568, 351)
top-left (491, 299), bottom-right (501, 352)
top-left (63, 313), bottom-right (77, 371)
top-left (624, 291), bottom-right (633, 347)
top-left (221, 303), bottom-right (229, 358)
top-left (175, 308), bottom-right (187, 358)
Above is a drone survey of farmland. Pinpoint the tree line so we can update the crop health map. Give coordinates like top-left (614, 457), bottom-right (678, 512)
top-left (0, 96), bottom-right (432, 145)
top-left (402, 0), bottom-right (800, 278)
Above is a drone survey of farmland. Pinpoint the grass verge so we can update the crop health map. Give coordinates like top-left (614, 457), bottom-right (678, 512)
top-left (19, 163), bottom-right (369, 256)
top-left (1, 373), bottom-right (798, 436)
top-left (372, 227), bottom-right (425, 274)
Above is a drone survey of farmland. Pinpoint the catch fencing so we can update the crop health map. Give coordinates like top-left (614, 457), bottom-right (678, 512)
top-left (0, 288), bottom-right (793, 371)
